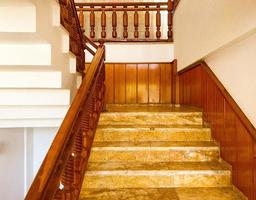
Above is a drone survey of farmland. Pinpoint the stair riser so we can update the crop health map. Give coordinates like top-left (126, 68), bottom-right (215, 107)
top-left (95, 128), bottom-right (211, 142)
top-left (83, 173), bottom-right (231, 188)
top-left (0, 3), bottom-right (36, 32)
top-left (90, 149), bottom-right (219, 163)
top-left (99, 112), bottom-right (202, 126)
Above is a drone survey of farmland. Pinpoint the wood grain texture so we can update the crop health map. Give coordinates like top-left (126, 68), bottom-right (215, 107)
top-left (114, 64), bottom-right (126, 103)
top-left (105, 63), bottom-right (174, 104)
top-left (126, 64), bottom-right (137, 103)
top-left (105, 64), bottom-right (114, 103)
top-left (178, 61), bottom-right (256, 200)
top-left (149, 64), bottom-right (160, 103)
top-left (137, 64), bottom-right (149, 103)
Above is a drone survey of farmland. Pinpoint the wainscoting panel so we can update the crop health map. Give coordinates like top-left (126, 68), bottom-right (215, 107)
top-left (178, 62), bottom-right (256, 200)
top-left (105, 63), bottom-right (174, 104)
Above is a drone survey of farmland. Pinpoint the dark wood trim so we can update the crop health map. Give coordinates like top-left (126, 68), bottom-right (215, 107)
top-left (173, 0), bottom-right (181, 11)
top-left (91, 39), bottom-right (172, 43)
top-left (86, 62), bottom-right (173, 64)
top-left (177, 60), bottom-right (202, 75)
top-left (76, 2), bottom-right (168, 7)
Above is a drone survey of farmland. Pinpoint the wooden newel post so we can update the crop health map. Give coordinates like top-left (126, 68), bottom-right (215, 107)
top-left (90, 6), bottom-right (95, 38)
top-left (167, 0), bottom-right (173, 41)
top-left (134, 6), bottom-right (139, 38)
top-left (101, 6), bottom-right (106, 38)
top-left (112, 6), bottom-right (117, 38)
top-left (156, 5), bottom-right (161, 39)
top-left (123, 6), bottom-right (128, 39)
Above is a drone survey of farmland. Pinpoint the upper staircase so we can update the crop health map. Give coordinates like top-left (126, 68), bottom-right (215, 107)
top-left (80, 104), bottom-right (246, 200)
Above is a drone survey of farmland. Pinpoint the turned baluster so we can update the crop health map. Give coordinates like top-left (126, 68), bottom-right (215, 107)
top-left (90, 6), bottom-right (95, 38)
top-left (112, 6), bottom-right (117, 38)
top-left (134, 6), bottom-right (139, 38)
top-left (78, 6), bottom-right (84, 31)
top-left (123, 6), bottom-right (128, 39)
top-left (101, 6), bottom-right (106, 38)
top-left (167, 0), bottom-right (173, 41)
top-left (156, 5), bottom-right (161, 39)
top-left (145, 6), bottom-right (150, 38)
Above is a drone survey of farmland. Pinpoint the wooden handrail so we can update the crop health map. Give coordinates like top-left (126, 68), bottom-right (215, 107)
top-left (76, 0), bottom-right (174, 42)
top-left (25, 46), bottom-right (105, 200)
top-left (76, 2), bottom-right (168, 7)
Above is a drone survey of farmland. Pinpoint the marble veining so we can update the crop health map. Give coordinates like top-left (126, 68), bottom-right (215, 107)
top-left (80, 187), bottom-right (246, 200)
top-left (80, 104), bottom-right (246, 199)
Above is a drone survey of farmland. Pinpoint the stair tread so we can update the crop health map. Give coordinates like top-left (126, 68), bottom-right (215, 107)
top-left (92, 141), bottom-right (218, 148)
top-left (86, 161), bottom-right (231, 172)
top-left (104, 104), bottom-right (202, 113)
top-left (97, 124), bottom-right (208, 129)
top-left (80, 187), bottom-right (244, 200)
top-left (0, 32), bottom-right (48, 44)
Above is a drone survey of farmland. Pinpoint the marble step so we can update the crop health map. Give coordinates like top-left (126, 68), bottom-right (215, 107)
top-left (83, 161), bottom-right (231, 189)
top-left (99, 111), bottom-right (202, 126)
top-left (100, 104), bottom-right (203, 126)
top-left (89, 141), bottom-right (220, 163)
top-left (95, 125), bottom-right (212, 142)
top-left (80, 187), bottom-right (245, 200)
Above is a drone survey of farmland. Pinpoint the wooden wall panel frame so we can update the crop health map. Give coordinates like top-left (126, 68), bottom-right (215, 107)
top-left (178, 61), bottom-right (256, 200)
top-left (104, 62), bottom-right (175, 104)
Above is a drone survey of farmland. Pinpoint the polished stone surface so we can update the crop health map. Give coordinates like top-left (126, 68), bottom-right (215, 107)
top-left (80, 104), bottom-right (245, 199)
top-left (80, 187), bottom-right (246, 200)
top-left (95, 125), bottom-right (212, 142)
top-left (105, 104), bottom-right (202, 113)
top-left (83, 161), bottom-right (231, 188)
top-left (99, 104), bottom-right (203, 126)
top-left (89, 141), bottom-right (220, 163)
top-left (99, 112), bottom-right (203, 126)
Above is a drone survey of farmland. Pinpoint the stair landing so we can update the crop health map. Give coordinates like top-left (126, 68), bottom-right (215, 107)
top-left (80, 104), bottom-right (246, 200)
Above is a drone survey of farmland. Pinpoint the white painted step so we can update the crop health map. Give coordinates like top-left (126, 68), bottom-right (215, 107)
top-left (0, 0), bottom-right (36, 32)
top-left (0, 71), bottom-right (62, 88)
top-left (0, 33), bottom-right (51, 66)
top-left (0, 105), bottom-right (70, 128)
top-left (0, 43), bottom-right (51, 66)
top-left (0, 105), bottom-right (69, 119)
top-left (0, 89), bottom-right (70, 106)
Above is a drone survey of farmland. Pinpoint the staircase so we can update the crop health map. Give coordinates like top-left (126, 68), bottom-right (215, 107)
top-left (0, 0), bottom-right (79, 128)
top-left (80, 104), bottom-right (246, 200)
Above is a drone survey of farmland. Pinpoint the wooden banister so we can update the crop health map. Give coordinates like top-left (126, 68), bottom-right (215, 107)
top-left (76, 1), bottom-right (176, 42)
top-left (25, 46), bottom-right (105, 200)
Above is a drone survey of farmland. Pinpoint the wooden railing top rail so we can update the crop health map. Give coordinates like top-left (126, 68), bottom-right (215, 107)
top-left (25, 46), bottom-right (105, 200)
top-left (76, 0), bottom-right (174, 43)
top-left (76, 2), bottom-right (168, 7)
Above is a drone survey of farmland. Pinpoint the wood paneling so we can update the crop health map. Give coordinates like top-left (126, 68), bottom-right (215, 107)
top-left (114, 64), bottom-right (126, 103)
top-left (105, 64), bottom-right (114, 103)
top-left (149, 64), bottom-right (160, 103)
top-left (105, 63), bottom-right (174, 104)
top-left (178, 61), bottom-right (256, 200)
top-left (160, 64), bottom-right (172, 103)
top-left (125, 64), bottom-right (137, 103)
top-left (137, 64), bottom-right (149, 103)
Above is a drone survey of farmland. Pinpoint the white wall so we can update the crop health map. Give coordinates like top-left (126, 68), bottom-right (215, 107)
top-left (32, 127), bottom-right (58, 176)
top-left (174, 0), bottom-right (256, 70)
top-left (173, 0), bottom-right (256, 127)
top-left (0, 128), bottom-right (25, 200)
top-left (0, 127), bottom-right (59, 200)
top-left (205, 32), bottom-right (256, 127)
top-left (86, 43), bottom-right (174, 63)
